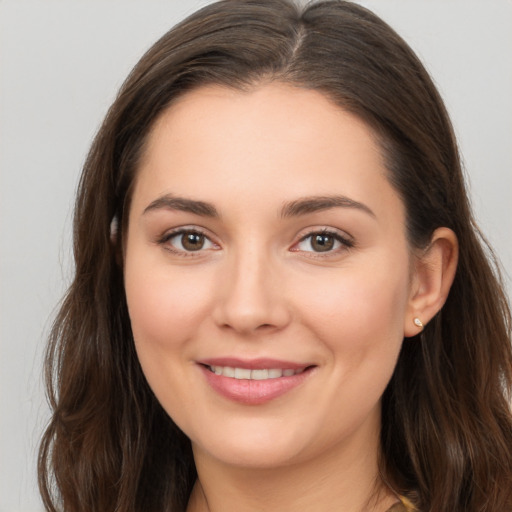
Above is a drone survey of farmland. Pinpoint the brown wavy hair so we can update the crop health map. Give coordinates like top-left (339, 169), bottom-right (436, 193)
top-left (38, 1), bottom-right (512, 511)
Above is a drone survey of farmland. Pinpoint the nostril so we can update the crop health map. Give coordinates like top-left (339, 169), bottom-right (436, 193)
top-left (212, 287), bottom-right (292, 334)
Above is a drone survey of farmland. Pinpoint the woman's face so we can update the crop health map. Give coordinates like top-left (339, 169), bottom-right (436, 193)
top-left (124, 83), bottom-right (417, 469)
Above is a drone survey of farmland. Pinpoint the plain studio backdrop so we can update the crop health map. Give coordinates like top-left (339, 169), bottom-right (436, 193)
top-left (0, 1), bottom-right (511, 511)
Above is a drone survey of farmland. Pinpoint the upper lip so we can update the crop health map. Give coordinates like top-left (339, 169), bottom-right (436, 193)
top-left (198, 357), bottom-right (313, 370)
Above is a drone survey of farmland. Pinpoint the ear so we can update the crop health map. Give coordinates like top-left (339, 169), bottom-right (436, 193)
top-left (404, 227), bottom-right (459, 337)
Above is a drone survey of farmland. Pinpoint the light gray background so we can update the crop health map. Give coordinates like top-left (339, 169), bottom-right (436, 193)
top-left (1, 1), bottom-right (511, 511)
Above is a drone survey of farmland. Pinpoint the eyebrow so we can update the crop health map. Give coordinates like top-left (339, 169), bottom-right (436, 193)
top-left (143, 194), bottom-right (219, 217)
top-left (281, 195), bottom-right (375, 218)
top-left (142, 193), bottom-right (375, 219)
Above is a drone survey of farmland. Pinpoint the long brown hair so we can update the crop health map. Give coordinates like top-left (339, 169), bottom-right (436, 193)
top-left (38, 1), bottom-right (512, 511)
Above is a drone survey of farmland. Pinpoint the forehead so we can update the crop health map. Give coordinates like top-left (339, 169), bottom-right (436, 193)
top-left (145, 83), bottom-right (381, 160)
top-left (131, 83), bottom-right (403, 225)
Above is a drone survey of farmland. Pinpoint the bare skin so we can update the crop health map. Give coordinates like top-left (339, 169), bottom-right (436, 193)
top-left (124, 83), bottom-right (458, 512)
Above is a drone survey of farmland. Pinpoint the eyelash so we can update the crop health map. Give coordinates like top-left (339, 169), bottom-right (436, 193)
top-left (157, 227), bottom-right (218, 256)
top-left (292, 229), bottom-right (354, 257)
top-left (156, 227), bottom-right (354, 257)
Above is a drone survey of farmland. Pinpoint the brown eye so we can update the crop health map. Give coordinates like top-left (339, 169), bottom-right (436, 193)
top-left (310, 234), bottom-right (335, 252)
top-left (181, 232), bottom-right (205, 251)
top-left (295, 230), bottom-right (353, 254)
top-left (163, 230), bottom-right (216, 253)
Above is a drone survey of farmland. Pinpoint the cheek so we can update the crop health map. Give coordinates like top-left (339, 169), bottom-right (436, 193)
top-left (295, 261), bottom-right (410, 429)
top-left (295, 259), bottom-right (410, 359)
top-left (124, 259), bottom-right (217, 423)
top-left (124, 249), bottom-right (214, 362)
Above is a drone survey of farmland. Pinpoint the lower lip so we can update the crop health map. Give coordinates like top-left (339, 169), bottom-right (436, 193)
top-left (200, 365), bottom-right (313, 405)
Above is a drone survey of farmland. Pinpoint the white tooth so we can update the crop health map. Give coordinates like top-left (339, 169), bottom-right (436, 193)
top-left (234, 368), bottom-right (251, 379)
top-left (223, 366), bottom-right (236, 378)
top-left (251, 369), bottom-right (269, 380)
top-left (212, 366), bottom-right (303, 379)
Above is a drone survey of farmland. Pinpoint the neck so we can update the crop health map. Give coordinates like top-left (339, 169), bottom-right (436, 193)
top-left (186, 424), bottom-right (397, 512)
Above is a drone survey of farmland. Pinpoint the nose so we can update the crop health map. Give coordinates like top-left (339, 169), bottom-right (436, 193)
top-left (212, 247), bottom-right (292, 335)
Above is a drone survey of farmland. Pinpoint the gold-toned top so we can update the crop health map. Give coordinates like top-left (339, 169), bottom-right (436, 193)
top-left (386, 504), bottom-right (407, 512)
top-left (386, 496), bottom-right (417, 512)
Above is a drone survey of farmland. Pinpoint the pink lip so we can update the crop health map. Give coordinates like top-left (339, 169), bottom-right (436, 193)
top-left (198, 358), bottom-right (315, 405)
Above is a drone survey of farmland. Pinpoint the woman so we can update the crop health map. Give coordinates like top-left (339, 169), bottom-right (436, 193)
top-left (38, 1), bottom-right (512, 511)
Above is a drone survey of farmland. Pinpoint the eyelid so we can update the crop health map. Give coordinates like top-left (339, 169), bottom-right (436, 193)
top-left (155, 225), bottom-right (354, 257)
top-left (156, 226), bottom-right (220, 255)
top-left (290, 227), bottom-right (355, 255)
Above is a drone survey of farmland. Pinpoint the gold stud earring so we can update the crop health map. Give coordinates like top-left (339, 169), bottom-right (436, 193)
top-left (413, 317), bottom-right (423, 328)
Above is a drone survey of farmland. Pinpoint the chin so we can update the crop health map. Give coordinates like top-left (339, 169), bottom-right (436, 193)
top-left (188, 419), bottom-right (317, 469)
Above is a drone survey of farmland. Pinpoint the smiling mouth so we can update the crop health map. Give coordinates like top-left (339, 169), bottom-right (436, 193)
top-left (199, 359), bottom-right (316, 404)
top-left (207, 366), bottom-right (307, 380)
